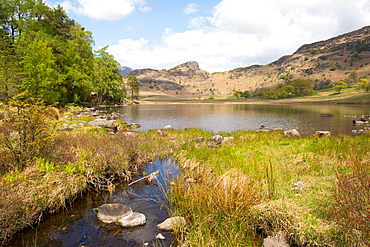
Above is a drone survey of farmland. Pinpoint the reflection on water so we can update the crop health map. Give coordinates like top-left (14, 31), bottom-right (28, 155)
top-left (109, 103), bottom-right (369, 136)
top-left (5, 158), bottom-right (180, 247)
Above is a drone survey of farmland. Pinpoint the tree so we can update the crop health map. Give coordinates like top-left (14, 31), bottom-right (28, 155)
top-left (233, 90), bottom-right (242, 98)
top-left (241, 90), bottom-right (250, 98)
top-left (0, 28), bottom-right (21, 108)
top-left (288, 79), bottom-right (314, 96)
top-left (17, 30), bottom-right (60, 104)
top-left (93, 46), bottom-right (123, 103)
top-left (332, 80), bottom-right (347, 93)
top-left (126, 75), bottom-right (140, 100)
top-left (357, 78), bottom-right (370, 91)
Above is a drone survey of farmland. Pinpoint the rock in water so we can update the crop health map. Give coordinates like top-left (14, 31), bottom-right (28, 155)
top-left (118, 212), bottom-right (146, 227)
top-left (97, 203), bottom-right (132, 223)
top-left (156, 216), bottom-right (186, 231)
top-left (97, 203), bottom-right (146, 227)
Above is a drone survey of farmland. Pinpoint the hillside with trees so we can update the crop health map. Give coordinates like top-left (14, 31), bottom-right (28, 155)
top-left (0, 0), bottom-right (127, 106)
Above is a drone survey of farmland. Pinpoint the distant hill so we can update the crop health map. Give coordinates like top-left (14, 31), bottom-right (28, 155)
top-left (124, 26), bottom-right (370, 97)
top-left (119, 66), bottom-right (133, 75)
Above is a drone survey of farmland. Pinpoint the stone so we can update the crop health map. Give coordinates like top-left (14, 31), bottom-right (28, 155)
top-left (127, 123), bottom-right (141, 129)
top-left (314, 131), bottom-right (331, 136)
top-left (156, 233), bottom-right (166, 240)
top-left (157, 130), bottom-right (168, 136)
top-left (89, 119), bottom-right (118, 129)
top-left (207, 135), bottom-right (224, 144)
top-left (263, 231), bottom-right (290, 247)
top-left (192, 137), bottom-right (205, 142)
top-left (97, 203), bottom-right (132, 223)
top-left (161, 125), bottom-right (173, 130)
top-left (223, 136), bottom-right (235, 142)
top-left (283, 129), bottom-right (300, 138)
top-left (156, 216), bottom-right (186, 231)
top-left (118, 212), bottom-right (146, 228)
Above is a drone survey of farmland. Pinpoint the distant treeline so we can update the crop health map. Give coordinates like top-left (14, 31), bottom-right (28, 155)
top-left (0, 0), bottom-right (126, 105)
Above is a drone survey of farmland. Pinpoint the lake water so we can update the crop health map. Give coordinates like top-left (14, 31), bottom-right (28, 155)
top-left (109, 103), bottom-right (370, 136)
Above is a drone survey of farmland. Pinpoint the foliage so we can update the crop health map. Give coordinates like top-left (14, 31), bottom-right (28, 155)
top-left (93, 46), bottom-right (124, 103)
top-left (241, 90), bottom-right (250, 98)
top-left (0, 99), bottom-right (57, 171)
top-left (126, 75), bottom-right (140, 100)
top-left (332, 80), bottom-right (347, 93)
top-left (0, 0), bottom-right (122, 106)
top-left (357, 78), bottom-right (370, 91)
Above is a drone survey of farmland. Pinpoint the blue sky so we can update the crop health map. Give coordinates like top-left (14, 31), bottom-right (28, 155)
top-left (47, 0), bottom-right (370, 72)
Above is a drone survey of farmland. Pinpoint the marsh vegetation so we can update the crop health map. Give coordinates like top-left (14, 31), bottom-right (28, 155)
top-left (0, 104), bottom-right (369, 246)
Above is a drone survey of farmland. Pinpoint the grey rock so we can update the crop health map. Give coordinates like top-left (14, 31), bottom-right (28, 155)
top-left (162, 125), bottom-right (174, 130)
top-left (97, 203), bottom-right (132, 223)
top-left (157, 130), bottom-right (168, 136)
top-left (223, 136), bottom-right (235, 142)
top-left (283, 129), bottom-right (300, 138)
top-left (207, 135), bottom-right (224, 144)
top-left (314, 131), bottom-right (331, 136)
top-left (157, 216), bottom-right (186, 231)
top-left (89, 119), bottom-right (118, 129)
top-left (118, 212), bottom-right (146, 228)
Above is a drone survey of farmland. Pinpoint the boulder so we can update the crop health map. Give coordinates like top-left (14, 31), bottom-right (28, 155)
top-left (283, 129), bottom-right (300, 138)
top-left (118, 212), bottom-right (146, 228)
top-left (314, 131), bottom-right (331, 136)
top-left (161, 125), bottom-right (173, 130)
top-left (157, 216), bottom-right (186, 231)
top-left (97, 203), bottom-right (132, 223)
top-left (89, 119), bottom-right (118, 129)
top-left (97, 203), bottom-right (146, 228)
top-left (207, 135), bottom-right (224, 144)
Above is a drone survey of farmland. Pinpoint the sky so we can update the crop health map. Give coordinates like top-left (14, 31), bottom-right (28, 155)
top-left (47, 0), bottom-right (370, 73)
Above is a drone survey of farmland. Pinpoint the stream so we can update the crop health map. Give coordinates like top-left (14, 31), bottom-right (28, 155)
top-left (5, 158), bottom-right (180, 247)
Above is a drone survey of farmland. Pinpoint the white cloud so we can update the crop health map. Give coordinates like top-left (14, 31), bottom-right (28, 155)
top-left (139, 6), bottom-right (152, 13)
top-left (58, 0), bottom-right (147, 21)
top-left (184, 3), bottom-right (200, 14)
top-left (109, 0), bottom-right (370, 72)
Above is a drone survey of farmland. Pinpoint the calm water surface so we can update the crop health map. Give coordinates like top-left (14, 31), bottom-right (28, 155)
top-left (110, 103), bottom-right (369, 136)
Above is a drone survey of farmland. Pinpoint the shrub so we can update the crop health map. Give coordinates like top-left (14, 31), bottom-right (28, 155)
top-left (0, 101), bottom-right (56, 172)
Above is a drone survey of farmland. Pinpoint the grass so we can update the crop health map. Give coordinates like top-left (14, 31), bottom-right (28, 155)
top-left (0, 105), bottom-right (369, 246)
top-left (158, 130), bottom-right (370, 246)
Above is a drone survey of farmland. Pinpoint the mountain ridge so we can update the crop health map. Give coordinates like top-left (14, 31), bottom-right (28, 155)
top-left (124, 25), bottom-right (370, 97)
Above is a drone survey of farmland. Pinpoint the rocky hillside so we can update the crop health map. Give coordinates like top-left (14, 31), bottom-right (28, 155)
top-left (124, 26), bottom-right (370, 98)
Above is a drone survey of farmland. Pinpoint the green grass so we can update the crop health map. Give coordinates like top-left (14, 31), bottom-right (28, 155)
top-left (161, 130), bottom-right (370, 246)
